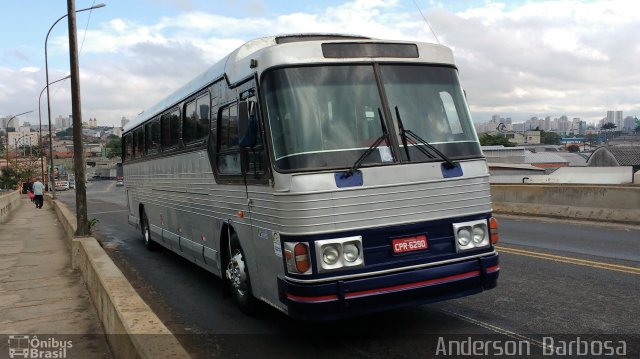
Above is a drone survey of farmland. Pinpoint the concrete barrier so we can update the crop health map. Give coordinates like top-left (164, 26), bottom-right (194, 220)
top-left (45, 195), bottom-right (191, 359)
top-left (490, 184), bottom-right (640, 224)
top-left (0, 190), bottom-right (21, 224)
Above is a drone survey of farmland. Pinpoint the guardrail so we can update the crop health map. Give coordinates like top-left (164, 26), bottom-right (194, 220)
top-left (491, 184), bottom-right (640, 224)
top-left (0, 190), bottom-right (21, 224)
top-left (45, 195), bottom-right (191, 359)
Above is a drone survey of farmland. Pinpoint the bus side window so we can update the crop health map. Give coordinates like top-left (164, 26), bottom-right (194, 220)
top-left (184, 100), bottom-right (198, 143)
top-left (161, 109), bottom-right (180, 149)
top-left (124, 133), bottom-right (133, 161)
top-left (134, 127), bottom-right (145, 158)
top-left (184, 92), bottom-right (211, 144)
top-left (217, 103), bottom-right (241, 175)
top-left (197, 92), bottom-right (210, 140)
top-left (145, 118), bottom-right (161, 154)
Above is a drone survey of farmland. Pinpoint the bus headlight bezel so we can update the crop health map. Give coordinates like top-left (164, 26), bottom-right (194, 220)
top-left (453, 220), bottom-right (490, 252)
top-left (315, 236), bottom-right (364, 273)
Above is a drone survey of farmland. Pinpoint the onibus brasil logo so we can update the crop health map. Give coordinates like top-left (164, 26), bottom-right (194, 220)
top-left (7, 335), bottom-right (72, 359)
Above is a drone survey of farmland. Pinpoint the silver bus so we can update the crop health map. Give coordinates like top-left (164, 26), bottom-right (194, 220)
top-left (123, 34), bottom-right (500, 320)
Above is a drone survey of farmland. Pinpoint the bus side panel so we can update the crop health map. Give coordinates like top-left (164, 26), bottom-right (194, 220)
top-left (246, 185), bottom-right (288, 312)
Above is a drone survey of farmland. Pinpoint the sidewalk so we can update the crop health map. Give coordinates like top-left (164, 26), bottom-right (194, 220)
top-left (0, 196), bottom-right (111, 358)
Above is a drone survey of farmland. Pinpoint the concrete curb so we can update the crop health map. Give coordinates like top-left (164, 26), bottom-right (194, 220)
top-left (0, 190), bottom-right (22, 224)
top-left (45, 195), bottom-right (191, 359)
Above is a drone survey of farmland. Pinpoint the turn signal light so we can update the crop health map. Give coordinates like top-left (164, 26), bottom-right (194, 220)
top-left (294, 243), bottom-right (310, 273)
top-left (489, 217), bottom-right (499, 244)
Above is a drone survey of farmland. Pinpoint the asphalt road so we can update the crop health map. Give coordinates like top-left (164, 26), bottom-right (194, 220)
top-left (56, 182), bottom-right (640, 358)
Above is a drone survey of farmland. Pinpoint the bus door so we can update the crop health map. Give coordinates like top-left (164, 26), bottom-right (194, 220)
top-left (238, 93), bottom-right (275, 297)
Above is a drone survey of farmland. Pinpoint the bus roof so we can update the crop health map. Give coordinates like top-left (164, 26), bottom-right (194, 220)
top-left (124, 33), bottom-right (455, 133)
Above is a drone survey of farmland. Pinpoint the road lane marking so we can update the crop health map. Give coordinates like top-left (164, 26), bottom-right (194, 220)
top-left (88, 210), bottom-right (129, 215)
top-left (440, 309), bottom-right (546, 349)
top-left (496, 246), bottom-right (640, 275)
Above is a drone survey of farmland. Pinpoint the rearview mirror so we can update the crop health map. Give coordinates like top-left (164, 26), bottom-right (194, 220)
top-left (238, 100), bottom-right (258, 147)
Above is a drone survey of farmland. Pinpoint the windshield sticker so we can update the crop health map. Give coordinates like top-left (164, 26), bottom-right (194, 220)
top-left (379, 147), bottom-right (393, 162)
top-left (273, 232), bottom-right (282, 257)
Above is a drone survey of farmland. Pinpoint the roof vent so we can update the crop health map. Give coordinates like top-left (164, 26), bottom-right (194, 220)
top-left (275, 34), bottom-right (370, 44)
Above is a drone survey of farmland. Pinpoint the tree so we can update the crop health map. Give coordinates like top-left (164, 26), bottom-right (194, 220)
top-left (0, 166), bottom-right (19, 189)
top-left (479, 133), bottom-right (516, 147)
top-left (567, 144), bottom-right (580, 152)
top-left (539, 130), bottom-right (562, 145)
top-left (56, 128), bottom-right (73, 138)
top-left (105, 137), bottom-right (122, 159)
top-left (600, 122), bottom-right (617, 131)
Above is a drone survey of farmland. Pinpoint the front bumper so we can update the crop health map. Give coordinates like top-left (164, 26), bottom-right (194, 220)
top-left (278, 252), bottom-right (499, 320)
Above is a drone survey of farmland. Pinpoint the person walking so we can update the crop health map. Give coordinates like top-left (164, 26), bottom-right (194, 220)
top-left (32, 177), bottom-right (45, 209)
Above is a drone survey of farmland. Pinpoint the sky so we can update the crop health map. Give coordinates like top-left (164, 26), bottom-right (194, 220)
top-left (1, 0), bottom-right (639, 128)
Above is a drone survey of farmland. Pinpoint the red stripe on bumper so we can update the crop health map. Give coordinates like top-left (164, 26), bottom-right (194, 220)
top-left (286, 265), bottom-right (499, 303)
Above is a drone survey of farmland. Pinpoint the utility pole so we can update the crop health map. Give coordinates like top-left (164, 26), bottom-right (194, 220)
top-left (67, 0), bottom-right (89, 236)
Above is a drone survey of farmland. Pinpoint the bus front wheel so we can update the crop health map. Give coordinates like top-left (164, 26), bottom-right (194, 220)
top-left (141, 210), bottom-right (157, 251)
top-left (225, 236), bottom-right (256, 314)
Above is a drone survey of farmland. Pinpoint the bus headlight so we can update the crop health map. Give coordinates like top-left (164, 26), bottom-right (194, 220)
top-left (315, 236), bottom-right (364, 272)
top-left (322, 245), bottom-right (340, 265)
top-left (343, 243), bottom-right (360, 263)
top-left (453, 220), bottom-right (490, 252)
top-left (473, 226), bottom-right (486, 244)
top-left (457, 228), bottom-right (471, 246)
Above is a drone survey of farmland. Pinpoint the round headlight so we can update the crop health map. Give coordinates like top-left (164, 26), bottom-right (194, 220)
top-left (457, 228), bottom-right (471, 246)
top-left (473, 226), bottom-right (486, 244)
top-left (343, 243), bottom-right (360, 262)
top-left (322, 245), bottom-right (340, 265)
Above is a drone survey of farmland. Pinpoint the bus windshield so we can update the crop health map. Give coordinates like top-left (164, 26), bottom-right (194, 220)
top-left (262, 64), bottom-right (481, 172)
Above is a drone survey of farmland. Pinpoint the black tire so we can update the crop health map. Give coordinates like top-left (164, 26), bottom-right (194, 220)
top-left (141, 210), bottom-right (158, 251)
top-left (225, 234), bottom-right (256, 314)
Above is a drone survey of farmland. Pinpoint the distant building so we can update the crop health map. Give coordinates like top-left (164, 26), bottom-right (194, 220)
top-left (606, 110), bottom-right (623, 129)
top-left (7, 132), bottom-right (39, 149)
top-left (623, 116), bottom-right (636, 131)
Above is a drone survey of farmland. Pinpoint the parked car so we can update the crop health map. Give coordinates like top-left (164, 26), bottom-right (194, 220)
top-left (68, 179), bottom-right (76, 189)
top-left (55, 181), bottom-right (70, 191)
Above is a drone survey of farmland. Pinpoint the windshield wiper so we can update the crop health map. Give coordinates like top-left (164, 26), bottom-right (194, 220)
top-left (344, 108), bottom-right (390, 178)
top-left (394, 106), bottom-right (457, 169)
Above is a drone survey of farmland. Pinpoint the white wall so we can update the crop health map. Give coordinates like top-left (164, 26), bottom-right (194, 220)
top-left (490, 166), bottom-right (633, 184)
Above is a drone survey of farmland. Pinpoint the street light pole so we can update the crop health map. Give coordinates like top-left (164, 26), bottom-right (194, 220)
top-left (67, 0), bottom-right (102, 236)
top-left (44, 2), bottom-right (104, 200)
top-left (3, 110), bottom-right (33, 172)
top-left (39, 75), bottom-right (71, 193)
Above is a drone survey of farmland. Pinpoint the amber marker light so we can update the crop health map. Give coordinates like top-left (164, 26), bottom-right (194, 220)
top-left (489, 217), bottom-right (499, 244)
top-left (294, 243), bottom-right (311, 273)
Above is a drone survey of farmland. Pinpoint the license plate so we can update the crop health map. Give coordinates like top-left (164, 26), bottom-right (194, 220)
top-left (392, 235), bottom-right (428, 254)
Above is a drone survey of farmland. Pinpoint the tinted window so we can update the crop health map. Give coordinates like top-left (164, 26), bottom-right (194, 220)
top-left (145, 118), bottom-right (161, 154)
top-left (134, 127), bottom-right (144, 158)
top-left (217, 103), bottom-right (241, 174)
top-left (124, 133), bottom-right (133, 160)
top-left (183, 93), bottom-right (210, 144)
top-left (161, 109), bottom-right (180, 148)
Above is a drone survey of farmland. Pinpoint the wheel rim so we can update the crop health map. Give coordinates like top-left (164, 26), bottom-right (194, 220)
top-left (144, 225), bottom-right (150, 245)
top-left (226, 249), bottom-right (248, 298)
